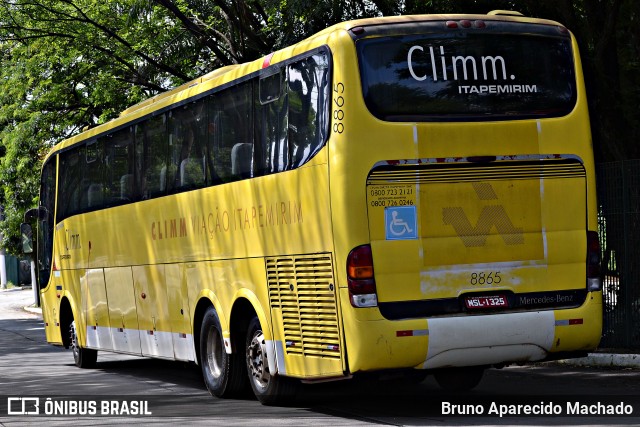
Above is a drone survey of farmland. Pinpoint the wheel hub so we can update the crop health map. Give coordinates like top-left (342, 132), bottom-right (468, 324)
top-left (247, 330), bottom-right (270, 388)
top-left (206, 328), bottom-right (223, 378)
top-left (70, 322), bottom-right (79, 360)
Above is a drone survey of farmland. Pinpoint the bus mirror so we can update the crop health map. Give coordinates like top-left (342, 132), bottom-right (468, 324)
top-left (24, 207), bottom-right (47, 222)
top-left (20, 223), bottom-right (33, 254)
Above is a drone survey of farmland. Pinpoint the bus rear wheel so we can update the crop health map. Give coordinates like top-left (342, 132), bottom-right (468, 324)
top-left (433, 366), bottom-right (485, 391)
top-left (69, 320), bottom-right (97, 369)
top-left (245, 316), bottom-right (297, 405)
top-left (200, 306), bottom-right (246, 398)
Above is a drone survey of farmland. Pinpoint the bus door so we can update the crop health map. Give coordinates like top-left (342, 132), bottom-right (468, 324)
top-left (133, 265), bottom-right (174, 358)
top-left (82, 268), bottom-right (114, 351)
top-left (105, 267), bottom-right (142, 355)
top-left (167, 264), bottom-right (195, 361)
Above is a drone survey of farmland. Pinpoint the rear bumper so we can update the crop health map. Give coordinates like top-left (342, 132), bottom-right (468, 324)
top-left (341, 289), bottom-right (602, 373)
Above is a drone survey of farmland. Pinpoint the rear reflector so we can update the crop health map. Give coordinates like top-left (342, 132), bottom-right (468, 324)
top-left (396, 329), bottom-right (429, 337)
top-left (556, 318), bottom-right (584, 326)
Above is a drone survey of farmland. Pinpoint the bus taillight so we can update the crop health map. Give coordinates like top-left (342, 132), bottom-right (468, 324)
top-left (587, 231), bottom-right (602, 291)
top-left (347, 245), bottom-right (378, 308)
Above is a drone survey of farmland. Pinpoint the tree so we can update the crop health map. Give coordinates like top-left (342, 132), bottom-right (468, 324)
top-left (0, 0), bottom-right (638, 254)
top-left (0, 0), bottom-right (180, 252)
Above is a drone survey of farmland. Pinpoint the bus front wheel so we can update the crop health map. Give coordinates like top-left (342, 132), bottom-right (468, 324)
top-left (433, 366), bottom-right (485, 391)
top-left (200, 306), bottom-right (246, 398)
top-left (245, 316), bottom-right (297, 405)
top-left (69, 320), bottom-right (97, 369)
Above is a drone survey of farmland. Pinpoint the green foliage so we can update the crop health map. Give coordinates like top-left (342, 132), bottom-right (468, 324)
top-left (0, 0), bottom-right (638, 254)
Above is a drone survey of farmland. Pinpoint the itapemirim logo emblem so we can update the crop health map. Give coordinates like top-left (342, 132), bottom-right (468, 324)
top-left (442, 182), bottom-right (524, 248)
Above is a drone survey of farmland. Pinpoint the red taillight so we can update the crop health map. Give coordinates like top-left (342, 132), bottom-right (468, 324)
top-left (446, 21), bottom-right (458, 29)
top-left (587, 231), bottom-right (601, 278)
top-left (347, 245), bottom-right (378, 307)
top-left (347, 245), bottom-right (374, 280)
top-left (587, 231), bottom-right (602, 291)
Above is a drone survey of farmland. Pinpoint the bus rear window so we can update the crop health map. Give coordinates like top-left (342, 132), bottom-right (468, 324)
top-left (357, 28), bottom-right (576, 121)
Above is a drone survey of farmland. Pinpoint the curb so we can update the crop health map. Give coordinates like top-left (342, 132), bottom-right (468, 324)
top-left (24, 306), bottom-right (42, 316)
top-left (559, 353), bottom-right (640, 368)
top-left (0, 287), bottom-right (28, 293)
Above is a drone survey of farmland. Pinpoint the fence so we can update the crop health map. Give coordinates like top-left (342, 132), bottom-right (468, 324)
top-left (597, 160), bottom-right (640, 350)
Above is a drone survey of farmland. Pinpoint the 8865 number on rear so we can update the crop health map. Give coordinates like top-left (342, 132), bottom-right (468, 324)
top-left (470, 271), bottom-right (501, 286)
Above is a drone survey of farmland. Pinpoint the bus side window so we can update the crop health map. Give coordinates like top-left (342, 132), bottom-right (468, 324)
top-left (103, 127), bottom-right (136, 204)
top-left (257, 68), bottom-right (288, 175)
top-left (206, 110), bottom-right (222, 185)
top-left (169, 100), bottom-right (207, 191)
top-left (37, 160), bottom-right (56, 287)
top-left (137, 114), bottom-right (168, 199)
top-left (288, 52), bottom-right (330, 168)
top-left (58, 146), bottom-right (84, 219)
top-left (85, 140), bottom-right (104, 209)
top-left (209, 82), bottom-right (254, 182)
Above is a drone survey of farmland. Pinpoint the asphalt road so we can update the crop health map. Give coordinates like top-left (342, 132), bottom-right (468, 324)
top-left (1, 287), bottom-right (639, 426)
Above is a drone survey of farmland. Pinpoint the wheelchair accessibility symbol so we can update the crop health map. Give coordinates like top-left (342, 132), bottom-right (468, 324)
top-left (385, 206), bottom-right (418, 240)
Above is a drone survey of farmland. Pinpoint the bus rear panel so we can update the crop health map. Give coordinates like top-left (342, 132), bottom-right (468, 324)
top-left (336, 16), bottom-right (601, 376)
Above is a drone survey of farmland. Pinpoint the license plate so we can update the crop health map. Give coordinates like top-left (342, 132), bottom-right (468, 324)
top-left (465, 295), bottom-right (509, 309)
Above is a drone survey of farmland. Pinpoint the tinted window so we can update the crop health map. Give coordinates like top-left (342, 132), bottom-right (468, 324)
top-left (38, 160), bottom-right (56, 286)
top-left (84, 140), bottom-right (104, 209)
top-left (209, 82), bottom-right (254, 181)
top-left (357, 30), bottom-right (576, 120)
top-left (257, 70), bottom-right (288, 174)
top-left (169, 100), bottom-right (207, 191)
top-left (288, 53), bottom-right (330, 167)
top-left (103, 127), bottom-right (135, 204)
top-left (58, 145), bottom-right (85, 219)
top-left (137, 114), bottom-right (168, 199)
top-left (259, 71), bottom-right (282, 104)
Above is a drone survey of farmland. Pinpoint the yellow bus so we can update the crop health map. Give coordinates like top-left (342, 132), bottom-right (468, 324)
top-left (23, 11), bottom-right (602, 404)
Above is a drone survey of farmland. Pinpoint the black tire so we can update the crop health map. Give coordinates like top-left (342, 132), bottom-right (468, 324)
top-left (245, 316), bottom-right (298, 405)
top-left (433, 366), bottom-right (485, 391)
top-left (200, 306), bottom-right (247, 398)
top-left (69, 320), bottom-right (97, 369)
